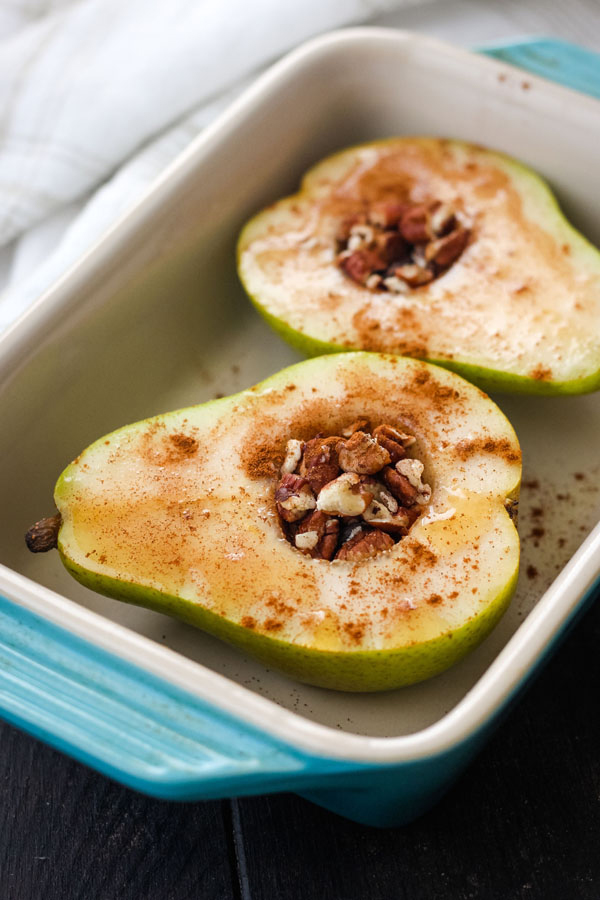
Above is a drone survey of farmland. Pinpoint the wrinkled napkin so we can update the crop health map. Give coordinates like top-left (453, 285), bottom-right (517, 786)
top-left (0, 0), bottom-right (420, 328)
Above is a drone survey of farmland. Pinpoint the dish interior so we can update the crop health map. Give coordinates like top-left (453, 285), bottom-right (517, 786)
top-left (1, 33), bottom-right (600, 738)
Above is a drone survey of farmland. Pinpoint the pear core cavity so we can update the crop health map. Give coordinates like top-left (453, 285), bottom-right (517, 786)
top-left (336, 199), bottom-right (469, 293)
top-left (275, 422), bottom-right (432, 561)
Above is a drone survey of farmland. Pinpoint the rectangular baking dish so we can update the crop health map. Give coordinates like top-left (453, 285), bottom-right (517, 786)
top-left (1, 30), bottom-right (600, 827)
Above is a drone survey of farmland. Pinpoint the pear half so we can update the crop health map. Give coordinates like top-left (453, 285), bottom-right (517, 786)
top-left (238, 138), bottom-right (600, 394)
top-left (52, 354), bottom-right (521, 692)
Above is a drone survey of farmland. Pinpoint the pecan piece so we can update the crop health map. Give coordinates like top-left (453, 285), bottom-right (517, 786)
top-left (399, 205), bottom-right (431, 243)
top-left (396, 458), bottom-right (432, 505)
top-left (338, 431), bottom-right (390, 475)
top-left (373, 230), bottom-right (407, 265)
top-left (300, 436), bottom-right (341, 493)
top-left (391, 263), bottom-right (433, 288)
top-left (363, 504), bottom-right (411, 534)
top-left (336, 213), bottom-right (367, 247)
top-left (317, 472), bottom-right (374, 517)
top-left (372, 425), bottom-right (407, 464)
top-left (346, 223), bottom-right (376, 251)
top-left (341, 418), bottom-right (370, 438)
top-left (382, 275), bottom-right (410, 294)
top-left (381, 466), bottom-right (419, 507)
top-left (295, 529), bottom-right (320, 551)
top-left (377, 505), bottom-right (423, 533)
top-left (335, 528), bottom-right (394, 561)
top-left (277, 423), bottom-right (426, 560)
top-left (295, 510), bottom-right (340, 560)
top-left (367, 201), bottom-right (407, 228)
top-left (320, 518), bottom-right (341, 560)
top-left (338, 248), bottom-right (385, 285)
top-left (362, 483), bottom-right (414, 534)
top-left (425, 226), bottom-right (469, 269)
top-left (429, 202), bottom-right (456, 236)
top-left (365, 273), bottom-right (383, 290)
top-left (281, 438), bottom-right (303, 474)
top-left (275, 473), bottom-right (316, 522)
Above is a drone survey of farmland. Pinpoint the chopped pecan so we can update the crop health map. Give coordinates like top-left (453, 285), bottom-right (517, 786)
top-left (295, 530), bottom-right (319, 551)
top-left (425, 226), bottom-right (469, 269)
top-left (305, 462), bottom-right (339, 494)
top-left (300, 436), bottom-right (341, 493)
top-left (338, 248), bottom-right (384, 284)
top-left (338, 431), bottom-right (390, 475)
top-left (399, 205), bottom-right (431, 243)
top-left (335, 528), bottom-right (394, 561)
top-left (367, 201), bottom-right (407, 228)
top-left (366, 273), bottom-right (383, 290)
top-left (275, 473), bottom-right (316, 522)
top-left (378, 487), bottom-right (399, 513)
top-left (336, 197), bottom-right (468, 292)
top-left (373, 230), bottom-right (407, 264)
top-left (281, 438), bottom-right (303, 474)
top-left (392, 263), bottom-right (434, 287)
top-left (295, 509), bottom-right (339, 559)
top-left (342, 418), bottom-right (370, 438)
top-left (317, 472), bottom-right (374, 517)
top-left (372, 425), bottom-right (407, 464)
top-left (363, 503), bottom-right (411, 534)
top-left (347, 223), bottom-right (377, 252)
top-left (336, 213), bottom-right (367, 246)
top-left (295, 509), bottom-right (326, 537)
top-left (429, 203), bottom-right (456, 236)
top-left (396, 458), bottom-right (432, 504)
top-left (381, 466), bottom-right (419, 507)
top-left (398, 431), bottom-right (416, 448)
top-left (276, 424), bottom-right (428, 560)
top-left (382, 275), bottom-right (410, 294)
top-left (320, 518), bottom-right (341, 560)
top-left (362, 482), bottom-right (413, 533)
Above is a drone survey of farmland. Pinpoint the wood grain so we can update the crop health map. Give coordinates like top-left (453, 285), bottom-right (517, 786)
top-left (0, 731), bottom-right (237, 900)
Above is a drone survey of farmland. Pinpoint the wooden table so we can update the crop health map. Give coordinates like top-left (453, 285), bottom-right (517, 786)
top-left (3, 3), bottom-right (600, 898)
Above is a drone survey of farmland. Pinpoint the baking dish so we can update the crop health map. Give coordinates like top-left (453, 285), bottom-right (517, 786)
top-left (1, 30), bottom-right (600, 827)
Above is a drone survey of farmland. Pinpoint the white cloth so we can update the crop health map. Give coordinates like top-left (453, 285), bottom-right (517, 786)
top-left (0, 0), bottom-right (415, 329)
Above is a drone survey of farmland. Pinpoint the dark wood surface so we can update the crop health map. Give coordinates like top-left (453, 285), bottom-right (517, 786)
top-left (0, 593), bottom-right (599, 900)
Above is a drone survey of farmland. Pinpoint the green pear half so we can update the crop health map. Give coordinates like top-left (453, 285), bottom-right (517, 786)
top-left (238, 138), bottom-right (600, 394)
top-left (53, 353), bottom-right (521, 692)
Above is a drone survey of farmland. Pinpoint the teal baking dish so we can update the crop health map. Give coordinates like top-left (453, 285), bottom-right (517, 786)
top-left (1, 31), bottom-right (600, 827)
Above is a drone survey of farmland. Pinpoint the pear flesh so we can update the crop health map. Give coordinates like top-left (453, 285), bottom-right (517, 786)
top-left (238, 138), bottom-right (600, 394)
top-left (52, 353), bottom-right (521, 692)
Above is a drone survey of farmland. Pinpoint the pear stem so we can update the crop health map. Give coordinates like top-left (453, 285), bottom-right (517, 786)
top-left (25, 513), bottom-right (62, 553)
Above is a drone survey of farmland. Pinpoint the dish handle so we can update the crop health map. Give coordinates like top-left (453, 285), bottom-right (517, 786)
top-left (0, 593), bottom-right (365, 799)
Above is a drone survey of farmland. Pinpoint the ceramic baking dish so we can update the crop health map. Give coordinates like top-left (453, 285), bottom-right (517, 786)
top-left (1, 30), bottom-right (600, 827)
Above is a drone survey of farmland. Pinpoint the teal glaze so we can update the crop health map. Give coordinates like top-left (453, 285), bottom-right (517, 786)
top-left (0, 577), bottom-right (598, 826)
top-left (305, 573), bottom-right (600, 826)
top-left (481, 37), bottom-right (600, 99)
top-left (0, 595), bottom-right (348, 800)
top-left (2, 38), bottom-right (600, 826)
